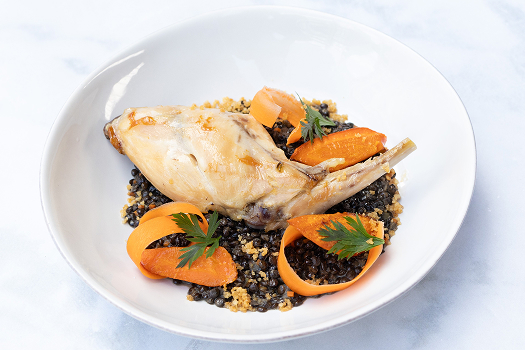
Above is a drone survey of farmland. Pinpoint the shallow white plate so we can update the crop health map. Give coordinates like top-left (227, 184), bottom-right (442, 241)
top-left (40, 6), bottom-right (475, 343)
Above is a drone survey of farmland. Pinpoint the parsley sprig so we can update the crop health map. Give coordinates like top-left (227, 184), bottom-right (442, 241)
top-left (318, 214), bottom-right (384, 260)
top-left (171, 211), bottom-right (221, 268)
top-left (297, 95), bottom-right (335, 144)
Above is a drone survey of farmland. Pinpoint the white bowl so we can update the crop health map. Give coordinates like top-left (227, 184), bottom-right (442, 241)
top-left (40, 6), bottom-right (476, 342)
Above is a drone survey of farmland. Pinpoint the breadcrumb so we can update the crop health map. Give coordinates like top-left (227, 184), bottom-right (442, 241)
top-left (224, 287), bottom-right (254, 313)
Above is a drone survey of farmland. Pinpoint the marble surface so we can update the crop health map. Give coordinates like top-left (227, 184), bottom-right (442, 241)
top-left (1, 0), bottom-right (524, 349)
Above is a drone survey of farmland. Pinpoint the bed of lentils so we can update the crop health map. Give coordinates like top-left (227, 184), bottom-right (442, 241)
top-left (121, 97), bottom-right (403, 312)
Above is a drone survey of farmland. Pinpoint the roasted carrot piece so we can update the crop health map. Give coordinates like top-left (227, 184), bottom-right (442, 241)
top-left (139, 202), bottom-right (207, 230)
top-left (290, 127), bottom-right (387, 171)
top-left (249, 87), bottom-right (305, 127)
top-left (127, 216), bottom-right (185, 279)
top-left (277, 220), bottom-right (384, 296)
top-left (127, 202), bottom-right (237, 285)
top-left (287, 213), bottom-right (381, 251)
top-left (141, 247), bottom-right (237, 287)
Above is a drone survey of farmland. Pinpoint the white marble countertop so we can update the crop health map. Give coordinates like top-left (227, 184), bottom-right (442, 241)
top-left (2, 0), bottom-right (524, 349)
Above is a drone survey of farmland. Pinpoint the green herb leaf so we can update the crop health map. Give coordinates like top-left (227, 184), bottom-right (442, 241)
top-left (317, 214), bottom-right (384, 260)
top-left (297, 94), bottom-right (335, 144)
top-left (171, 211), bottom-right (221, 268)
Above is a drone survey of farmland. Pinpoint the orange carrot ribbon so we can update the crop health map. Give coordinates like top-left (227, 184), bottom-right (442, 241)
top-left (277, 215), bottom-right (384, 296)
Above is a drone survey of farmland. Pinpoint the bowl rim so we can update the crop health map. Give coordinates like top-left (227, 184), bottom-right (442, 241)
top-left (39, 5), bottom-right (477, 343)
